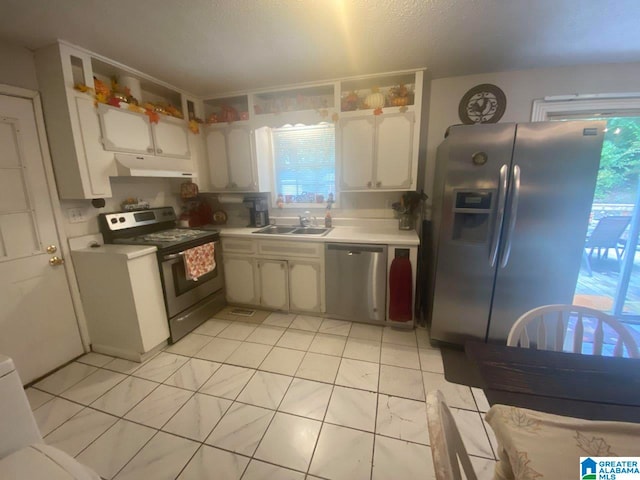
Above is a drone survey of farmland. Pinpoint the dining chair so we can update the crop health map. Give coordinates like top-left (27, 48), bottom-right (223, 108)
top-left (507, 304), bottom-right (639, 358)
top-left (426, 390), bottom-right (478, 480)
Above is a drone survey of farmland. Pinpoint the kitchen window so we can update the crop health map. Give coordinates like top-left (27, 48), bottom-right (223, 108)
top-left (271, 123), bottom-right (336, 207)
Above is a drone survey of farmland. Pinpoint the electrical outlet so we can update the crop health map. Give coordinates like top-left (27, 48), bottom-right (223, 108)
top-left (67, 207), bottom-right (87, 223)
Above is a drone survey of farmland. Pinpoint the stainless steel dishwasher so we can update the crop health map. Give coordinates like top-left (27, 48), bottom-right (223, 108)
top-left (326, 243), bottom-right (387, 322)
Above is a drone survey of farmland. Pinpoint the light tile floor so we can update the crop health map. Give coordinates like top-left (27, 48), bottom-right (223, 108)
top-left (27, 312), bottom-right (498, 480)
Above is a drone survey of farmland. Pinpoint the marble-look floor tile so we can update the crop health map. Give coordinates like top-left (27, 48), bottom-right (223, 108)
top-left (290, 314), bottom-right (323, 332)
top-left (276, 329), bottom-right (315, 351)
top-left (308, 333), bottom-right (346, 356)
top-left (263, 311), bottom-right (296, 328)
top-left (471, 455), bottom-right (498, 480)
top-left (335, 358), bottom-right (379, 392)
top-left (60, 368), bottom-right (126, 405)
top-left (124, 384), bottom-right (192, 429)
top-left (193, 318), bottom-right (231, 336)
top-left (349, 323), bottom-right (383, 342)
top-left (33, 397), bottom-right (84, 436)
top-left (450, 408), bottom-right (494, 459)
top-left (419, 348), bottom-right (444, 374)
top-left (325, 386), bottom-right (377, 432)
top-left (309, 423), bottom-right (374, 480)
top-left (76, 419), bottom-right (156, 480)
top-left (163, 393), bottom-right (232, 441)
top-left (254, 412), bottom-right (321, 471)
top-left (178, 445), bottom-right (249, 480)
top-left (415, 327), bottom-right (435, 349)
top-left (164, 333), bottom-right (212, 356)
top-left (103, 357), bottom-right (142, 375)
top-left (236, 370), bottom-right (292, 409)
top-left (91, 376), bottom-right (158, 417)
top-left (259, 347), bottom-right (305, 376)
top-left (295, 352), bottom-right (340, 383)
top-left (194, 337), bottom-right (243, 362)
top-left (318, 318), bottom-right (351, 336)
top-left (114, 431), bottom-right (199, 480)
top-left (279, 378), bottom-right (333, 420)
top-left (372, 435), bottom-right (433, 480)
top-left (199, 364), bottom-right (255, 400)
top-left (34, 362), bottom-right (97, 395)
top-left (379, 365), bottom-right (425, 401)
top-left (225, 342), bottom-right (272, 368)
top-left (133, 352), bottom-right (189, 383)
top-left (343, 337), bottom-right (382, 363)
top-left (25, 388), bottom-right (54, 410)
top-left (77, 352), bottom-right (115, 367)
top-left (218, 321), bottom-right (258, 341)
top-left (380, 343), bottom-right (421, 369)
top-left (205, 402), bottom-right (274, 456)
top-left (482, 415), bottom-right (499, 460)
top-left (163, 358), bottom-right (221, 391)
top-left (376, 394), bottom-right (429, 444)
top-left (422, 372), bottom-right (476, 410)
top-left (245, 325), bottom-right (286, 345)
top-left (382, 327), bottom-right (417, 346)
top-left (44, 407), bottom-right (118, 457)
top-left (472, 387), bottom-right (491, 413)
top-left (242, 459), bottom-right (305, 480)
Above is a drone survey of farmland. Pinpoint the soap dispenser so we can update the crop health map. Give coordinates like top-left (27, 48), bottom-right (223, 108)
top-left (324, 207), bottom-right (332, 228)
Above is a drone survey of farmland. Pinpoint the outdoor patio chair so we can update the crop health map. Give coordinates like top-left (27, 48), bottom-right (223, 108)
top-left (584, 215), bottom-right (631, 274)
top-left (507, 304), bottom-right (639, 358)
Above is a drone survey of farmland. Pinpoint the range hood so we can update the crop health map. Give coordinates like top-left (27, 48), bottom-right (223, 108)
top-left (113, 153), bottom-right (195, 178)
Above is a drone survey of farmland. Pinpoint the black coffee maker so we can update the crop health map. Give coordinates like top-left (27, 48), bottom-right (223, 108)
top-left (243, 196), bottom-right (270, 227)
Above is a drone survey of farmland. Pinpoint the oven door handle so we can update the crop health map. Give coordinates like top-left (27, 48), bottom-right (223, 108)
top-left (163, 252), bottom-right (185, 261)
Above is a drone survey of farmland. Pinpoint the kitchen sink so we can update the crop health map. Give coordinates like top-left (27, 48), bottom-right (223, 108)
top-left (253, 225), bottom-right (332, 236)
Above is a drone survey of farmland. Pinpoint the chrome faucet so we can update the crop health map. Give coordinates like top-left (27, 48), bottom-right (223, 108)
top-left (299, 211), bottom-right (311, 227)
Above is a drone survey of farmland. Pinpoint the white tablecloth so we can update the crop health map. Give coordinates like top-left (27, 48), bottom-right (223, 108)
top-left (486, 404), bottom-right (640, 480)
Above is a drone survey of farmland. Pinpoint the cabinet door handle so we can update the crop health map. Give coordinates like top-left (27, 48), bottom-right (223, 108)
top-left (376, 181), bottom-right (382, 187)
top-left (156, 148), bottom-right (163, 154)
top-left (367, 181), bottom-right (372, 188)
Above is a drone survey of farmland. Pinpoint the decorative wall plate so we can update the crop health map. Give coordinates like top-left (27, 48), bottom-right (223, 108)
top-left (458, 84), bottom-right (506, 124)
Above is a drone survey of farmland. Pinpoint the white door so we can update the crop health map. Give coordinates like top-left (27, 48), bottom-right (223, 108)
top-left (223, 255), bottom-right (258, 305)
top-left (227, 125), bottom-right (255, 191)
top-left (339, 116), bottom-right (375, 190)
top-left (258, 259), bottom-right (289, 310)
top-left (289, 260), bottom-right (322, 312)
top-left (205, 127), bottom-right (231, 190)
top-left (0, 94), bottom-right (84, 383)
top-left (375, 112), bottom-right (414, 189)
top-left (152, 117), bottom-right (190, 159)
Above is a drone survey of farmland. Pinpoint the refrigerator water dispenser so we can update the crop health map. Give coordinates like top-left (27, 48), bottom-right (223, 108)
top-left (452, 191), bottom-right (493, 243)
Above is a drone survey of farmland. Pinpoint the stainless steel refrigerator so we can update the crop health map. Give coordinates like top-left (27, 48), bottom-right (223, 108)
top-left (427, 121), bottom-right (605, 345)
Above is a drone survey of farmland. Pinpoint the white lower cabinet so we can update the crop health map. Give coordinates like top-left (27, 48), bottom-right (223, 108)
top-left (258, 259), bottom-right (289, 310)
top-left (223, 255), bottom-right (259, 305)
top-left (221, 238), bottom-right (324, 313)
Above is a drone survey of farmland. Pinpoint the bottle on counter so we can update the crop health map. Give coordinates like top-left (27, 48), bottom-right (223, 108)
top-left (324, 208), bottom-right (332, 228)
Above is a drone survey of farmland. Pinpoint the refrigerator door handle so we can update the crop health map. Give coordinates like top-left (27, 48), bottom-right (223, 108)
top-left (489, 164), bottom-right (509, 267)
top-left (500, 164), bottom-right (521, 268)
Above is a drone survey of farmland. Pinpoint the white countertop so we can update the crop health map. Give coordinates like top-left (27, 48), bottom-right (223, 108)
top-left (219, 225), bottom-right (420, 246)
top-left (71, 243), bottom-right (158, 260)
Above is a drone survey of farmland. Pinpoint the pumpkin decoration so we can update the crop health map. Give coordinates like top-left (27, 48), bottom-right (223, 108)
top-left (341, 91), bottom-right (360, 111)
top-left (389, 84), bottom-right (413, 107)
top-left (364, 87), bottom-right (385, 110)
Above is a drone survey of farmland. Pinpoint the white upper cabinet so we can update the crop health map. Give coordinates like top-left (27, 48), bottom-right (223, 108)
top-left (339, 116), bottom-right (375, 189)
top-left (205, 123), bottom-right (257, 191)
top-left (375, 111), bottom-right (414, 189)
top-left (35, 41), bottom-right (196, 199)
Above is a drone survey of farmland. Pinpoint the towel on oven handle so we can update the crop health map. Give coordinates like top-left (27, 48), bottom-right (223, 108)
top-left (183, 242), bottom-right (216, 281)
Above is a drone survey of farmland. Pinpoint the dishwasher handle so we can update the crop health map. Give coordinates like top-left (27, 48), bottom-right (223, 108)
top-left (326, 243), bottom-right (385, 254)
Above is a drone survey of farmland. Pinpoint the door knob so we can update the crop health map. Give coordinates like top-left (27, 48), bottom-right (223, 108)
top-left (46, 245), bottom-right (57, 254)
top-left (49, 256), bottom-right (65, 266)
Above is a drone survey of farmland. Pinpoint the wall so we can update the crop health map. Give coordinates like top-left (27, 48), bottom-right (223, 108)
top-left (425, 62), bottom-right (640, 206)
top-left (0, 40), bottom-right (38, 90)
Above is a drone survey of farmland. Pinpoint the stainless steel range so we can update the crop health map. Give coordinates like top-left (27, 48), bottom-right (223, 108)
top-left (99, 207), bottom-right (225, 342)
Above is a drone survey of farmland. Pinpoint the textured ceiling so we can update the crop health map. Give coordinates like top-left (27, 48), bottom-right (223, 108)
top-left (1, 0), bottom-right (640, 97)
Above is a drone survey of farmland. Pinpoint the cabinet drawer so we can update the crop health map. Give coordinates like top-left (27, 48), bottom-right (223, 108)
top-left (258, 240), bottom-right (322, 258)
top-left (221, 238), bottom-right (256, 254)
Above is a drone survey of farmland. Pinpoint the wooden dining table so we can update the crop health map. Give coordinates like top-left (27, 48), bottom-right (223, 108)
top-left (465, 341), bottom-right (640, 423)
